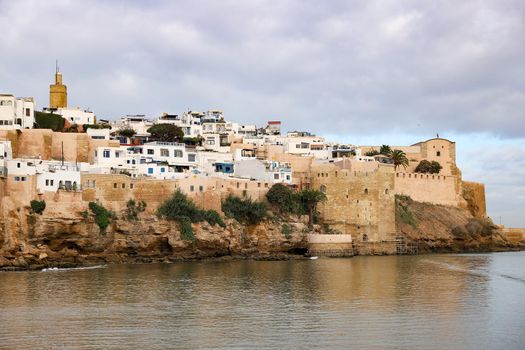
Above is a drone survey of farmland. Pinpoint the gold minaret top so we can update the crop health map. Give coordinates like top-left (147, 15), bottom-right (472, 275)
top-left (49, 62), bottom-right (67, 109)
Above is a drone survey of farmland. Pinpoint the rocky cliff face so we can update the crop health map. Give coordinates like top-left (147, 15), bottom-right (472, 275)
top-left (0, 208), bottom-right (313, 270)
top-left (396, 196), bottom-right (520, 253)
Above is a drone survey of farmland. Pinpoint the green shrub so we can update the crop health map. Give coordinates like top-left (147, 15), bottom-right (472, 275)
top-left (266, 184), bottom-right (300, 214)
top-left (157, 190), bottom-right (202, 222)
top-left (415, 160), bottom-right (442, 174)
top-left (126, 199), bottom-right (147, 220)
top-left (89, 201), bottom-right (115, 231)
top-left (178, 216), bottom-right (196, 242)
top-left (282, 224), bottom-right (292, 239)
top-left (157, 190), bottom-right (226, 241)
top-left (396, 203), bottom-right (417, 228)
top-left (221, 195), bottom-right (266, 225)
top-left (34, 111), bottom-right (65, 131)
top-left (203, 210), bottom-right (226, 228)
top-left (30, 200), bottom-right (46, 215)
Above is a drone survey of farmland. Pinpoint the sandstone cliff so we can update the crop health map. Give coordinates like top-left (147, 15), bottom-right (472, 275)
top-left (396, 195), bottom-right (520, 253)
top-left (0, 207), bottom-right (314, 270)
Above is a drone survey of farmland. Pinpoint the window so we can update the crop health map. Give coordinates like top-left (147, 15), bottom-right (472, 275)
top-left (437, 151), bottom-right (441, 156)
top-left (190, 185), bottom-right (194, 192)
top-left (147, 149), bottom-right (154, 155)
top-left (25, 108), bottom-right (30, 117)
top-left (14, 176), bottom-right (20, 181)
top-left (148, 168), bottom-right (153, 174)
top-left (115, 152), bottom-right (120, 158)
top-left (257, 183), bottom-right (261, 188)
top-left (85, 180), bottom-right (89, 188)
top-left (92, 180), bottom-right (96, 188)
top-left (274, 174), bottom-right (279, 180)
top-left (21, 177), bottom-right (26, 181)
top-left (320, 185), bottom-right (327, 193)
top-left (364, 188), bottom-right (368, 194)
top-left (385, 189), bottom-right (389, 194)
top-left (46, 179), bottom-right (50, 186)
top-left (114, 183), bottom-right (117, 188)
top-left (188, 154), bottom-right (196, 162)
top-left (295, 144), bottom-right (300, 148)
top-left (199, 186), bottom-right (203, 192)
top-left (103, 150), bottom-right (110, 158)
top-left (174, 150), bottom-right (183, 157)
top-left (160, 149), bottom-right (169, 157)
top-left (286, 175), bottom-right (290, 180)
top-left (130, 183), bottom-right (134, 189)
top-left (160, 168), bottom-right (165, 173)
top-left (17, 162), bottom-right (21, 168)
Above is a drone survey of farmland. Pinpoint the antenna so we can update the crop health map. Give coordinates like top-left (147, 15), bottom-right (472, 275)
top-left (56, 60), bottom-right (58, 74)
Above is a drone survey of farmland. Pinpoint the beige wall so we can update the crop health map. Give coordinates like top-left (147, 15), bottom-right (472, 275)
top-left (462, 181), bottom-right (486, 218)
top-left (0, 129), bottom-right (118, 163)
top-left (394, 172), bottom-right (462, 206)
top-left (311, 163), bottom-right (396, 242)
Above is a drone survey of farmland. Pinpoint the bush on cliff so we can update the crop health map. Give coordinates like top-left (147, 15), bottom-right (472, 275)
top-left (126, 199), bottom-right (147, 220)
top-left (30, 200), bottom-right (46, 215)
top-left (297, 189), bottom-right (326, 226)
top-left (156, 190), bottom-right (226, 241)
top-left (266, 184), bottom-right (300, 214)
top-left (89, 202), bottom-right (115, 231)
top-left (221, 195), bottom-right (266, 225)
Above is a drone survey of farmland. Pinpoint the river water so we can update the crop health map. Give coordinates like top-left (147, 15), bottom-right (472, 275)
top-left (0, 252), bottom-right (524, 349)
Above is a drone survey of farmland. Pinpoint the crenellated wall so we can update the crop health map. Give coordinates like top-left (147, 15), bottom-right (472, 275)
top-left (394, 172), bottom-right (464, 207)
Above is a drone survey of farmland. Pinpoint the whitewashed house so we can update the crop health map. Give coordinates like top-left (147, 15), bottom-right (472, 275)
top-left (0, 94), bottom-right (35, 130)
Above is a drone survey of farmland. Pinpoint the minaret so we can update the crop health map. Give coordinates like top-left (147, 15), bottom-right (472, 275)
top-left (49, 61), bottom-right (67, 109)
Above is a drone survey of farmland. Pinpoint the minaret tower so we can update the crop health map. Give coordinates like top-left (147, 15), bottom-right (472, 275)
top-left (49, 61), bottom-right (67, 109)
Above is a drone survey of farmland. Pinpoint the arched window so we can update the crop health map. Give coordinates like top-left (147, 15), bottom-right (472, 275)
top-left (362, 233), bottom-right (368, 241)
top-left (385, 189), bottom-right (389, 194)
top-left (364, 188), bottom-right (368, 194)
top-left (320, 185), bottom-right (327, 193)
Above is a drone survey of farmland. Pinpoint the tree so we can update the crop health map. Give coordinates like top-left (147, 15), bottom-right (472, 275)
top-left (221, 195), bottom-right (266, 225)
top-left (147, 124), bottom-right (184, 143)
top-left (415, 160), bottom-right (442, 174)
top-left (379, 144), bottom-right (392, 156)
top-left (265, 183), bottom-right (298, 214)
top-left (430, 161), bottom-right (442, 174)
top-left (390, 149), bottom-right (409, 171)
top-left (117, 128), bottom-right (136, 139)
top-left (415, 159), bottom-right (431, 173)
top-left (297, 189), bottom-right (326, 226)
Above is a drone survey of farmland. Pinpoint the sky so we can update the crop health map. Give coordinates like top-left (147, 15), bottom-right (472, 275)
top-left (1, 0), bottom-right (524, 226)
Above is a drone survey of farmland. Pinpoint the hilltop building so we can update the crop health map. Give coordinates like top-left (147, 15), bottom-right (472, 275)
top-left (0, 94), bottom-right (35, 130)
top-left (49, 65), bottom-right (67, 109)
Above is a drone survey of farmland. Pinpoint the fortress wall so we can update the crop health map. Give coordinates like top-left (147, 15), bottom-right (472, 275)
top-left (394, 172), bottom-right (460, 206)
top-left (81, 174), bottom-right (273, 214)
top-left (462, 181), bottom-right (487, 218)
top-left (311, 165), bottom-right (396, 242)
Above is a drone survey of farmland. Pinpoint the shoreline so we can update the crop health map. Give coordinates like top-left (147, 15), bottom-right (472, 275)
top-left (2, 246), bottom-right (522, 272)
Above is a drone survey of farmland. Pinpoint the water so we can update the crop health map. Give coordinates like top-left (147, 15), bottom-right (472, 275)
top-left (0, 252), bottom-right (524, 349)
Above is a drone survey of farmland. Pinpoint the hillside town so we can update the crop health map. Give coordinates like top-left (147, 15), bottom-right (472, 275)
top-left (2, 67), bottom-right (521, 255)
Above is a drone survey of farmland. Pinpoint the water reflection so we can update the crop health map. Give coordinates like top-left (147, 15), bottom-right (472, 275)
top-left (0, 253), bottom-right (524, 349)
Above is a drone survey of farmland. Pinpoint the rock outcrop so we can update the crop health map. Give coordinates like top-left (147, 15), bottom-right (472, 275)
top-left (0, 207), bottom-right (312, 270)
top-left (396, 196), bottom-right (521, 253)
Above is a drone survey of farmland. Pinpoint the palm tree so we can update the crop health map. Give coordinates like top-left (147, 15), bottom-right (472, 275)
top-left (379, 144), bottom-right (392, 156)
top-left (390, 149), bottom-right (409, 171)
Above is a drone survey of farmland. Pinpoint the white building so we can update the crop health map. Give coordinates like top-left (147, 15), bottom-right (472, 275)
top-left (0, 94), bottom-right (35, 130)
top-left (116, 115), bottom-right (153, 136)
top-left (87, 127), bottom-right (111, 140)
top-left (234, 159), bottom-right (292, 184)
top-left (54, 107), bottom-right (95, 125)
top-left (141, 141), bottom-right (197, 168)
